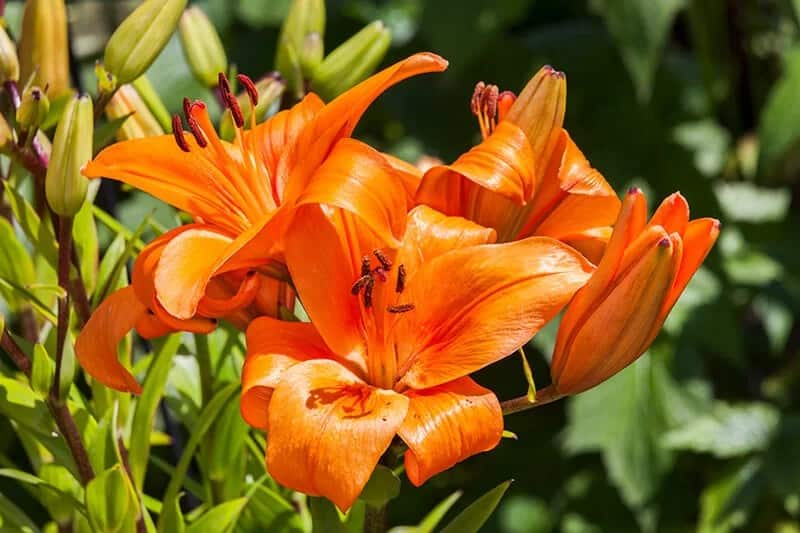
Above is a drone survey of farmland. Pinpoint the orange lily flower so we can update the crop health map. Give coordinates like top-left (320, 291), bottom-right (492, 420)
top-left (416, 66), bottom-right (620, 263)
top-left (240, 155), bottom-right (595, 510)
top-left (76, 53), bottom-right (447, 393)
top-left (550, 188), bottom-right (720, 395)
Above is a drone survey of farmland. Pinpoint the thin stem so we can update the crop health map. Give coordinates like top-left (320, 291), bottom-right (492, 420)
top-left (48, 400), bottom-right (94, 484)
top-left (195, 334), bottom-right (214, 405)
top-left (500, 385), bottom-right (565, 416)
top-left (1, 330), bottom-right (31, 376)
top-left (52, 217), bottom-right (73, 403)
top-left (364, 503), bottom-right (387, 533)
top-left (93, 87), bottom-right (118, 121)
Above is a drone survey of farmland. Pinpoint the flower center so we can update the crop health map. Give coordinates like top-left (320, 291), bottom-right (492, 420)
top-left (470, 81), bottom-right (516, 140)
top-left (350, 249), bottom-right (415, 314)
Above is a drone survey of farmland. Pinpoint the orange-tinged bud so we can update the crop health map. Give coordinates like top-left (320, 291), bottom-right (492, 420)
top-left (18, 0), bottom-right (70, 96)
top-left (0, 25), bottom-right (20, 83)
top-left (106, 83), bottom-right (165, 140)
top-left (550, 188), bottom-right (720, 395)
top-left (503, 65), bottom-right (566, 180)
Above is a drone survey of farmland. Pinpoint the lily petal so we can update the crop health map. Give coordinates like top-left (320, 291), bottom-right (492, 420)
top-left (266, 359), bottom-right (409, 511)
top-left (74, 286), bottom-right (144, 394)
top-left (396, 237), bottom-right (594, 389)
top-left (398, 377), bottom-right (502, 486)
top-left (298, 138), bottom-right (409, 247)
top-left (241, 316), bottom-right (333, 430)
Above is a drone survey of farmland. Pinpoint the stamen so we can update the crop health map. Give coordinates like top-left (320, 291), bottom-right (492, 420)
top-left (171, 115), bottom-right (190, 152)
top-left (361, 255), bottom-right (372, 277)
top-left (387, 303), bottom-right (415, 314)
top-left (351, 275), bottom-right (371, 295)
top-left (470, 81), bottom-right (504, 139)
top-left (470, 81), bottom-right (485, 116)
top-left (218, 72), bottom-right (244, 128)
top-left (373, 249), bottom-right (392, 270)
top-left (187, 115), bottom-right (208, 147)
top-left (237, 74), bottom-right (259, 106)
top-left (363, 277), bottom-right (375, 308)
top-left (182, 96), bottom-right (192, 120)
top-left (395, 264), bottom-right (406, 293)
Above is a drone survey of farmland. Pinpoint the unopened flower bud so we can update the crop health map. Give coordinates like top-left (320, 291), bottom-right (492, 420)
top-left (46, 95), bottom-right (93, 217)
top-left (104, 0), bottom-right (187, 85)
top-left (179, 6), bottom-right (228, 88)
top-left (275, 0), bottom-right (325, 97)
top-left (0, 114), bottom-right (13, 151)
top-left (18, 0), bottom-right (70, 96)
top-left (310, 21), bottom-right (391, 101)
top-left (16, 86), bottom-right (49, 130)
top-left (0, 26), bottom-right (19, 83)
top-left (106, 83), bottom-right (165, 140)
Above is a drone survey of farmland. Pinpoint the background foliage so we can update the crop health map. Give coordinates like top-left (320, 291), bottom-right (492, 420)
top-left (1, 0), bottom-right (800, 531)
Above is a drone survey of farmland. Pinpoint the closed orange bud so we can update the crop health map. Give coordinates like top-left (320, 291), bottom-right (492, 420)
top-left (550, 188), bottom-right (720, 395)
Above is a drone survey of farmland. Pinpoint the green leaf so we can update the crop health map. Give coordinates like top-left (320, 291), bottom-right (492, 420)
top-left (359, 465), bottom-right (401, 507)
top-left (664, 402), bottom-right (780, 458)
top-left (38, 463), bottom-right (85, 525)
top-left (0, 277), bottom-right (58, 324)
top-left (440, 480), bottom-right (512, 533)
top-left (85, 465), bottom-right (137, 532)
top-left (129, 335), bottom-right (181, 490)
top-left (30, 343), bottom-right (54, 397)
top-left (92, 205), bottom-right (147, 253)
top-left (416, 491), bottom-right (462, 533)
top-left (0, 491), bottom-right (39, 531)
top-left (595, 0), bottom-right (686, 100)
top-left (3, 181), bottom-right (58, 267)
top-left (236, 479), bottom-right (303, 532)
top-left (159, 494), bottom-right (186, 533)
top-left (309, 497), bottom-right (347, 533)
top-left (564, 356), bottom-right (676, 511)
top-left (157, 382), bottom-right (239, 531)
top-left (713, 182), bottom-right (791, 223)
top-left (187, 498), bottom-right (248, 533)
top-left (758, 46), bottom-right (800, 181)
top-left (93, 112), bottom-right (135, 153)
top-left (93, 212), bottom-right (153, 305)
top-left (0, 216), bottom-right (36, 310)
top-left (72, 199), bottom-right (99, 295)
top-left (699, 459), bottom-right (764, 533)
top-left (498, 495), bottom-right (553, 533)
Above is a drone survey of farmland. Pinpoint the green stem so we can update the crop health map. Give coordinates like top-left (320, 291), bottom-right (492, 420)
top-left (500, 385), bottom-right (565, 416)
top-left (195, 333), bottom-right (213, 405)
top-left (364, 503), bottom-right (387, 533)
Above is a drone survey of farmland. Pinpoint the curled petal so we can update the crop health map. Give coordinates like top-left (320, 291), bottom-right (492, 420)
top-left (398, 377), bottom-right (502, 486)
top-left (266, 359), bottom-right (408, 511)
top-left (75, 286), bottom-right (144, 394)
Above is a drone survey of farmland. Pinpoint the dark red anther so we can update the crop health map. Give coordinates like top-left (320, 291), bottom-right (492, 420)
top-left (363, 277), bottom-right (375, 308)
top-left (186, 115), bottom-right (207, 148)
top-left (470, 81), bottom-right (485, 116)
top-left (387, 303), bottom-right (415, 314)
top-left (218, 72), bottom-right (244, 128)
top-left (171, 115), bottom-right (190, 152)
top-left (217, 72), bottom-right (232, 97)
top-left (373, 249), bottom-right (392, 270)
top-left (395, 264), bottom-right (406, 293)
top-left (360, 255), bottom-right (371, 277)
top-left (237, 74), bottom-right (259, 107)
top-left (484, 84), bottom-right (499, 119)
top-left (351, 275), bottom-right (370, 295)
top-left (182, 97), bottom-right (192, 120)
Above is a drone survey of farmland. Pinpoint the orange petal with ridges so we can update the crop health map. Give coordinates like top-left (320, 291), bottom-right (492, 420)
top-left (396, 237), bottom-right (594, 390)
top-left (266, 359), bottom-right (408, 511)
top-left (241, 317), bottom-right (333, 430)
top-left (649, 192), bottom-right (690, 236)
top-left (298, 138), bottom-right (408, 248)
top-left (284, 205), bottom-right (371, 359)
top-left (75, 286), bottom-right (144, 394)
top-left (417, 121), bottom-right (536, 207)
top-left (663, 217), bottom-right (720, 316)
top-left (398, 377), bottom-right (502, 486)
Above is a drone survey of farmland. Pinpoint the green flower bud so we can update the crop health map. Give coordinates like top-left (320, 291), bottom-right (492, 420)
top-left (106, 83), bottom-right (165, 140)
top-left (179, 6), bottom-right (228, 88)
top-left (0, 114), bottom-right (14, 152)
top-left (104, 0), bottom-right (188, 85)
top-left (275, 0), bottom-right (325, 97)
top-left (18, 0), bottom-right (70, 96)
top-left (310, 21), bottom-right (391, 101)
top-left (45, 95), bottom-right (93, 217)
top-left (15, 85), bottom-right (49, 130)
top-left (0, 25), bottom-right (19, 83)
